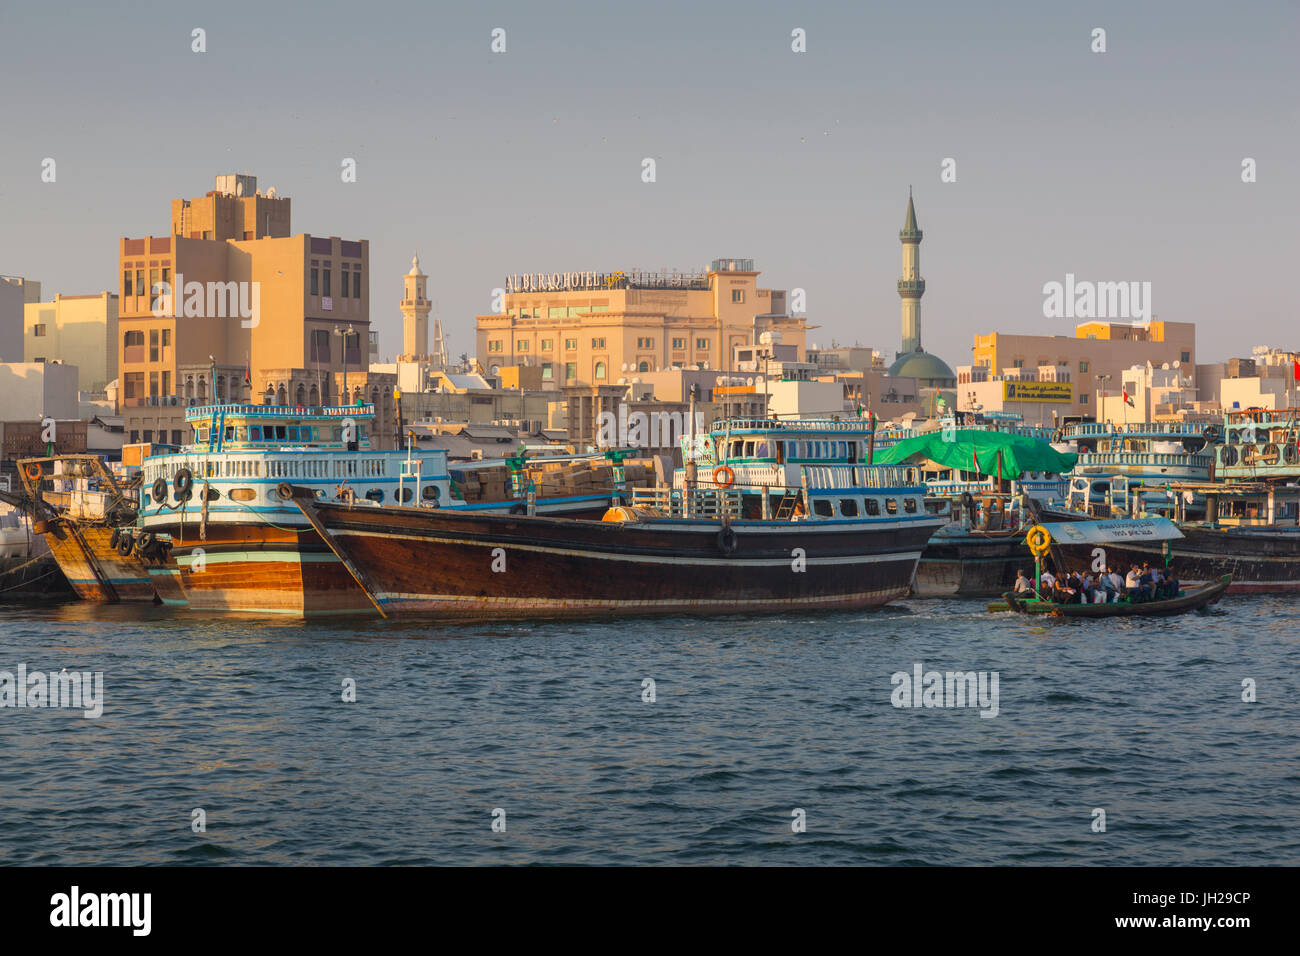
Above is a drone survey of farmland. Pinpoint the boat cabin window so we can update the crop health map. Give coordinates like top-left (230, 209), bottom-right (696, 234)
top-left (813, 499), bottom-right (834, 518)
top-left (755, 441), bottom-right (769, 458)
top-left (224, 426), bottom-right (235, 441)
top-left (744, 441), bottom-right (755, 457)
top-left (396, 488), bottom-right (413, 503)
top-left (196, 427), bottom-right (208, 443)
top-left (847, 441), bottom-right (857, 461)
top-left (839, 498), bottom-right (859, 517)
top-left (885, 498), bottom-right (898, 515)
top-left (365, 489), bottom-right (385, 502)
top-left (250, 426), bottom-right (261, 441)
top-left (229, 488), bottom-right (256, 502)
top-left (864, 498), bottom-right (880, 516)
top-left (287, 427), bottom-right (299, 441)
top-left (236, 426), bottom-right (247, 441)
top-left (904, 498), bottom-right (918, 514)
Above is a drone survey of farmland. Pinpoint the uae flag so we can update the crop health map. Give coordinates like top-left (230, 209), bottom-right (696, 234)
top-left (1122, 389), bottom-right (1135, 407)
top-left (243, 363), bottom-right (251, 387)
top-left (1293, 358), bottom-right (1299, 381)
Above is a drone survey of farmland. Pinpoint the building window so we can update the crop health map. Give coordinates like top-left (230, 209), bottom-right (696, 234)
top-left (542, 363), bottom-right (553, 380)
top-left (310, 329), bottom-right (330, 363)
top-left (1079, 360), bottom-right (1089, 373)
top-left (162, 371), bottom-right (171, 394)
top-left (150, 329), bottom-right (159, 362)
top-left (1012, 359), bottom-right (1024, 368)
top-left (1181, 351), bottom-right (1190, 363)
top-left (672, 337), bottom-right (685, 350)
top-left (517, 340), bottom-right (529, 352)
top-left (353, 271), bottom-right (361, 298)
top-left (696, 338), bottom-right (709, 350)
top-left (311, 268), bottom-right (319, 295)
top-left (123, 271), bottom-right (132, 297)
top-left (32, 324), bottom-right (46, 337)
top-left (637, 337), bottom-right (654, 348)
top-left (488, 340), bottom-right (503, 353)
top-left (323, 269), bottom-right (331, 297)
top-left (732, 290), bottom-right (744, 303)
top-left (565, 338), bottom-right (577, 351)
top-left (595, 361), bottom-right (607, 380)
top-left (124, 330), bottom-right (144, 348)
top-left (541, 339), bottom-right (553, 351)
top-left (337, 270), bottom-right (348, 299)
top-left (638, 361), bottom-right (650, 372)
top-left (129, 430), bottom-right (139, 443)
top-left (565, 362), bottom-right (577, 381)
top-left (592, 337), bottom-right (606, 349)
top-left (135, 271), bottom-right (146, 296)
top-left (1080, 394), bottom-right (1089, 404)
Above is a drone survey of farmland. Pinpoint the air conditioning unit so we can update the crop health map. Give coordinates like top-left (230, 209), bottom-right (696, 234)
top-left (470, 449), bottom-right (484, 461)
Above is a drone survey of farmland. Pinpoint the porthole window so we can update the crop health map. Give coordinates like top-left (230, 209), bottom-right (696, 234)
top-left (365, 489), bottom-right (385, 502)
top-left (422, 485), bottom-right (441, 500)
top-left (397, 488), bottom-right (413, 503)
top-left (229, 488), bottom-right (256, 502)
top-left (813, 499), bottom-right (834, 518)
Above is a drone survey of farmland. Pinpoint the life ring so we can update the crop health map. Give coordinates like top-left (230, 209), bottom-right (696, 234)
top-left (23, 463), bottom-right (41, 481)
top-left (716, 526), bottom-right (738, 555)
top-left (173, 467), bottom-right (194, 499)
top-left (1026, 525), bottom-right (1052, 558)
top-left (151, 477), bottom-right (168, 504)
top-left (713, 465), bottom-right (735, 488)
top-left (116, 530), bottom-right (134, 556)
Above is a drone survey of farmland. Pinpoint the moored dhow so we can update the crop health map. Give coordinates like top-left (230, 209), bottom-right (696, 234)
top-left (281, 417), bottom-right (946, 619)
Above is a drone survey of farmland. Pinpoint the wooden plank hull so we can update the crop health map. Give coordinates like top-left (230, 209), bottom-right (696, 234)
top-left (42, 521), bottom-right (159, 603)
top-left (155, 524), bottom-right (374, 615)
top-left (913, 532), bottom-right (1031, 597)
top-left (304, 502), bottom-right (941, 620)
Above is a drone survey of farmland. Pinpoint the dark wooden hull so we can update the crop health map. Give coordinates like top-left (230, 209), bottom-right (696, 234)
top-left (1049, 525), bottom-right (1300, 594)
top-left (1001, 575), bottom-right (1231, 617)
top-left (914, 531), bottom-right (1031, 597)
top-left (40, 520), bottom-right (160, 603)
top-left (305, 502), bottom-right (942, 620)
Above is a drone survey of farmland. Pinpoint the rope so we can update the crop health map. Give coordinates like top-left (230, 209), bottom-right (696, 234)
top-left (0, 565), bottom-right (59, 592)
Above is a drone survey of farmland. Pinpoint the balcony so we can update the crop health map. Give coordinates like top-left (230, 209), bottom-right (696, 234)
top-left (896, 279), bottom-right (926, 296)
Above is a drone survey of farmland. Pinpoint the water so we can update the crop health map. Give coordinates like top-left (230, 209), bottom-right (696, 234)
top-left (1, 596), bottom-right (1297, 866)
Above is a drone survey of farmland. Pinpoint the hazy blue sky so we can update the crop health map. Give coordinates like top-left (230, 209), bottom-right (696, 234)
top-left (1, 0), bottom-right (1295, 366)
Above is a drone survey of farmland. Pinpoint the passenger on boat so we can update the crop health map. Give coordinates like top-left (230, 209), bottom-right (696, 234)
top-left (1014, 570), bottom-right (1033, 594)
top-left (1162, 571), bottom-right (1180, 598)
top-left (1039, 568), bottom-right (1057, 591)
top-left (1100, 567), bottom-right (1119, 603)
top-left (1125, 565), bottom-right (1151, 601)
top-left (1107, 567), bottom-right (1124, 601)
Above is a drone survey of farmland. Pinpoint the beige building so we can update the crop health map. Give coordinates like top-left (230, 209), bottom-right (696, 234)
top-left (24, 292), bottom-right (119, 390)
top-left (399, 253), bottom-right (432, 361)
top-left (957, 364), bottom-right (1077, 426)
top-left (476, 258), bottom-right (808, 387)
top-left (117, 174), bottom-right (369, 412)
top-left (970, 319), bottom-right (1196, 420)
top-left (1095, 362), bottom-right (1198, 422)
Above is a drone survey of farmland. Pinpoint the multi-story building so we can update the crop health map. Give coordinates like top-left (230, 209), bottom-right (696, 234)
top-left (23, 292), bottom-right (118, 390)
top-left (475, 258), bottom-right (808, 387)
top-left (0, 276), bottom-right (41, 363)
top-left (115, 174), bottom-right (380, 441)
top-left (969, 319), bottom-right (1196, 420)
top-left (1095, 362), bottom-right (1199, 422)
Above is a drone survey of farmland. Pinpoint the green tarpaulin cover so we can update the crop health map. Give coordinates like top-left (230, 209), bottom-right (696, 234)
top-left (874, 430), bottom-right (1077, 479)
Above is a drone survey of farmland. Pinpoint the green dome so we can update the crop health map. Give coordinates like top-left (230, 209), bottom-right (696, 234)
top-left (887, 349), bottom-right (956, 386)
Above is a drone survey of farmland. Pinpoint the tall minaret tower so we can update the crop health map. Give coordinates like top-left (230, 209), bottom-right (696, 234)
top-left (400, 252), bottom-right (431, 360)
top-left (897, 188), bottom-right (925, 356)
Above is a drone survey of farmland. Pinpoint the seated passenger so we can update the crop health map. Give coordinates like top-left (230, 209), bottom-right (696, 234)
top-left (1013, 570), bottom-right (1033, 593)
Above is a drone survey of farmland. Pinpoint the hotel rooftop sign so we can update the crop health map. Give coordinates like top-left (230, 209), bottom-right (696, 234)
top-left (505, 270), bottom-right (710, 293)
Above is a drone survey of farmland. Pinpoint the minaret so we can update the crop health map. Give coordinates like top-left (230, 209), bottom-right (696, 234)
top-left (897, 187), bottom-right (925, 356)
top-left (400, 252), bottom-right (431, 361)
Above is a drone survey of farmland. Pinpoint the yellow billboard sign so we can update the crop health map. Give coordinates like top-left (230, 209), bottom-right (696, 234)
top-left (1002, 381), bottom-right (1073, 402)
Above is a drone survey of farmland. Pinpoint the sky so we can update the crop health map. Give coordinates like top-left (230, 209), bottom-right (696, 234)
top-left (0, 0), bottom-right (1295, 368)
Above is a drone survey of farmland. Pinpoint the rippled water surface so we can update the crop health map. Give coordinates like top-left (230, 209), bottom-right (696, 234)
top-left (1, 595), bottom-right (1297, 865)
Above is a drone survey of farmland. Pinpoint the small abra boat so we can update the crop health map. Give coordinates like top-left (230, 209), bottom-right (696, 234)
top-left (999, 574), bottom-right (1231, 617)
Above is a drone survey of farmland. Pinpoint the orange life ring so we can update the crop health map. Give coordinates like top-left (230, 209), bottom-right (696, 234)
top-left (713, 465), bottom-right (735, 487)
top-left (23, 463), bottom-right (41, 481)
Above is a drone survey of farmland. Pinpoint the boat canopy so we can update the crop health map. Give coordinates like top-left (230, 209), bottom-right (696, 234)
top-left (1038, 517), bottom-right (1184, 545)
top-left (874, 429), bottom-right (1078, 479)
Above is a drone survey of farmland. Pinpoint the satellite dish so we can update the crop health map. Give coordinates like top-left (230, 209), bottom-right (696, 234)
top-left (747, 378), bottom-right (754, 386)
top-left (621, 363), bottom-right (629, 372)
